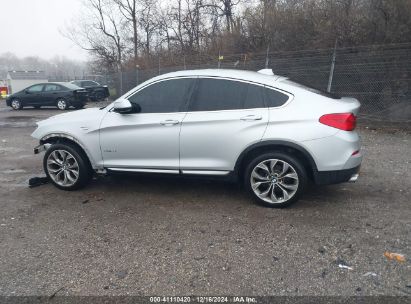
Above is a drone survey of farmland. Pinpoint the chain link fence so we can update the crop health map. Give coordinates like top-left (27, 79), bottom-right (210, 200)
top-left (106, 43), bottom-right (411, 122)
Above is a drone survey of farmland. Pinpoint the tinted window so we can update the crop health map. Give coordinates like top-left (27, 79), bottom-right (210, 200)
top-left (189, 78), bottom-right (264, 111)
top-left (64, 83), bottom-right (82, 90)
top-left (27, 84), bottom-right (44, 93)
top-left (264, 88), bottom-right (289, 107)
top-left (128, 78), bottom-right (195, 113)
top-left (44, 84), bottom-right (62, 91)
top-left (71, 81), bottom-right (81, 86)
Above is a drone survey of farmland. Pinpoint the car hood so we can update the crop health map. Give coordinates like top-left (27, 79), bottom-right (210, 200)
top-left (39, 107), bottom-right (105, 124)
top-left (32, 107), bottom-right (107, 140)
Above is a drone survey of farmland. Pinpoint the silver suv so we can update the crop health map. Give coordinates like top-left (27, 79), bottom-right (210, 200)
top-left (32, 69), bottom-right (362, 207)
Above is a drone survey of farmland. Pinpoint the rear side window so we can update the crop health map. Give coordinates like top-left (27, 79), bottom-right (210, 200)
top-left (128, 78), bottom-right (195, 113)
top-left (264, 88), bottom-right (289, 107)
top-left (44, 84), bottom-right (62, 91)
top-left (189, 78), bottom-right (265, 111)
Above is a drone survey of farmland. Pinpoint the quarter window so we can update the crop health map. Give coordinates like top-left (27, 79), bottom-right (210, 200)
top-left (264, 87), bottom-right (289, 107)
top-left (189, 78), bottom-right (265, 111)
top-left (128, 78), bottom-right (195, 113)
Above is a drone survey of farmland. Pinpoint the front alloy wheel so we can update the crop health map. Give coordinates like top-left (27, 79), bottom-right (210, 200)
top-left (43, 143), bottom-right (92, 190)
top-left (245, 153), bottom-right (307, 208)
top-left (11, 99), bottom-right (22, 110)
top-left (46, 150), bottom-right (80, 187)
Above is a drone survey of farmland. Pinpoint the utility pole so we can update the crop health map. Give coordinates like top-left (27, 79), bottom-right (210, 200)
top-left (265, 46), bottom-right (270, 69)
top-left (327, 38), bottom-right (338, 93)
top-left (136, 64), bottom-right (139, 85)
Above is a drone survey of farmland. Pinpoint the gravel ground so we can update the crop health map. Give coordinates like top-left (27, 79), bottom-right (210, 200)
top-left (0, 101), bottom-right (410, 297)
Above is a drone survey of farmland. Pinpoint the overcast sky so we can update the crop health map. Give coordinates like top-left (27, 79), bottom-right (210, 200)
top-left (0, 0), bottom-right (88, 61)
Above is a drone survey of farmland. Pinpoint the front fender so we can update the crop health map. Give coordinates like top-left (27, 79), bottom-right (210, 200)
top-left (38, 133), bottom-right (100, 169)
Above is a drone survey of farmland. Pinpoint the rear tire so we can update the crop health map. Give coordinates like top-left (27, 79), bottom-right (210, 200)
top-left (56, 98), bottom-right (69, 110)
top-left (43, 143), bottom-right (92, 190)
top-left (244, 152), bottom-right (307, 208)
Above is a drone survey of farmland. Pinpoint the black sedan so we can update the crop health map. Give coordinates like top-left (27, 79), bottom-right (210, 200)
top-left (6, 82), bottom-right (88, 110)
top-left (70, 80), bottom-right (110, 101)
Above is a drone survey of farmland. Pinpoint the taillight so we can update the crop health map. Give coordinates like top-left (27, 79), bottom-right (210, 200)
top-left (319, 113), bottom-right (356, 131)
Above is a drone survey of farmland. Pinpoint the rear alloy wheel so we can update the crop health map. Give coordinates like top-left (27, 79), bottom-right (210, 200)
top-left (11, 99), bottom-right (23, 110)
top-left (44, 143), bottom-right (92, 190)
top-left (245, 152), bottom-right (307, 208)
top-left (56, 98), bottom-right (68, 110)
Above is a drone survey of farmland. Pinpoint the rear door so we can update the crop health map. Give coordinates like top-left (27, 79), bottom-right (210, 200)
top-left (180, 78), bottom-right (269, 174)
top-left (42, 84), bottom-right (63, 105)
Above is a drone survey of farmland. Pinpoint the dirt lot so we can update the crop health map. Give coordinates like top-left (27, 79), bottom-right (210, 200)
top-left (0, 101), bottom-right (410, 297)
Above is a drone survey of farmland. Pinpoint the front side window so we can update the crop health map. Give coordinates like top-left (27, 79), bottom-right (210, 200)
top-left (128, 78), bottom-right (195, 113)
top-left (27, 84), bottom-right (44, 93)
top-left (189, 78), bottom-right (265, 111)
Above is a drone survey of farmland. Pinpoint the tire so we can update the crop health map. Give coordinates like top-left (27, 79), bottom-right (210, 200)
top-left (56, 98), bottom-right (69, 110)
top-left (244, 152), bottom-right (307, 208)
top-left (11, 99), bottom-right (23, 110)
top-left (43, 143), bottom-right (92, 190)
top-left (74, 104), bottom-right (85, 110)
top-left (34, 105), bottom-right (41, 109)
top-left (95, 92), bottom-right (105, 101)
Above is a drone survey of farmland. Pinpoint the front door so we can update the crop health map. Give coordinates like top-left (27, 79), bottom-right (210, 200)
top-left (22, 84), bottom-right (44, 105)
top-left (99, 78), bottom-right (195, 171)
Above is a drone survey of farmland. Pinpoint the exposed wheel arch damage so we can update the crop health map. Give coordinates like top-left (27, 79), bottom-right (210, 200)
top-left (39, 134), bottom-right (95, 169)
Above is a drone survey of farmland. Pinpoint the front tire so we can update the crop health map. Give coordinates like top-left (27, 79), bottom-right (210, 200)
top-left (56, 98), bottom-right (69, 110)
top-left (43, 143), bottom-right (92, 190)
top-left (244, 152), bottom-right (307, 208)
top-left (11, 99), bottom-right (23, 110)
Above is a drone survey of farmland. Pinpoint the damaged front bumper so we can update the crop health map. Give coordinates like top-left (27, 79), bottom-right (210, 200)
top-left (33, 144), bottom-right (50, 154)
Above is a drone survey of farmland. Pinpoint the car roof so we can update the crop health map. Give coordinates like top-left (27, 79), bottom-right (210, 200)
top-left (70, 80), bottom-right (96, 82)
top-left (152, 69), bottom-right (288, 86)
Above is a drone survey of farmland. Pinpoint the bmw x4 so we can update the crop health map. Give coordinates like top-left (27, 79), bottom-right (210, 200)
top-left (31, 69), bottom-right (362, 207)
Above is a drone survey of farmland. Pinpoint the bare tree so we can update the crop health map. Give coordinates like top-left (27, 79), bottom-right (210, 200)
top-left (114, 0), bottom-right (139, 65)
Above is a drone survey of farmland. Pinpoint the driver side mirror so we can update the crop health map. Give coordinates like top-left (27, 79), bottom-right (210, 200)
top-left (113, 99), bottom-right (141, 114)
top-left (24, 89), bottom-right (30, 94)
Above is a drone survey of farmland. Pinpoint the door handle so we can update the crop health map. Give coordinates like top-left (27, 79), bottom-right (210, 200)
top-left (240, 115), bottom-right (262, 121)
top-left (160, 119), bottom-right (179, 126)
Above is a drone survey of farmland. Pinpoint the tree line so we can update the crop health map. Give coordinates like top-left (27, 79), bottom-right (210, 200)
top-left (65, 0), bottom-right (411, 74)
